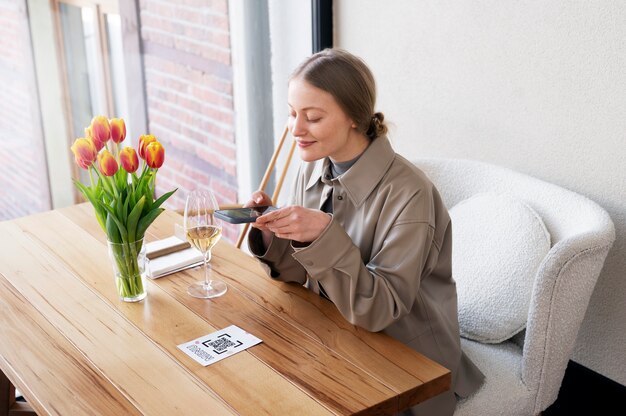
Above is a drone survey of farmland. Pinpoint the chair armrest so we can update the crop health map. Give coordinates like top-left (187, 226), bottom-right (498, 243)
top-left (522, 230), bottom-right (614, 413)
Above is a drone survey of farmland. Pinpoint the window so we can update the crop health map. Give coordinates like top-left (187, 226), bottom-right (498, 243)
top-left (54, 0), bottom-right (132, 186)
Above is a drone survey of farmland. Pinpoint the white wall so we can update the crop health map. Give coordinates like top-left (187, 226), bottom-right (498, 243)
top-left (335, 0), bottom-right (626, 385)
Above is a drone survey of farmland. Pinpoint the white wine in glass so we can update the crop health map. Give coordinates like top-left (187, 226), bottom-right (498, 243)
top-left (187, 225), bottom-right (222, 254)
top-left (184, 189), bottom-right (227, 298)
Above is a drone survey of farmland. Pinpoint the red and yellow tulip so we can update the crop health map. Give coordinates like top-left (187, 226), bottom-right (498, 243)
top-left (70, 137), bottom-right (98, 169)
top-left (97, 149), bottom-right (118, 176)
top-left (145, 141), bottom-right (165, 168)
top-left (138, 134), bottom-right (157, 160)
top-left (110, 118), bottom-right (126, 144)
top-left (90, 116), bottom-right (111, 150)
top-left (119, 146), bottom-right (139, 173)
top-left (84, 125), bottom-right (104, 151)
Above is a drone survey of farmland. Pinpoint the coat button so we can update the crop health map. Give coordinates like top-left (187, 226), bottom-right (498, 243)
top-left (337, 195), bottom-right (343, 200)
top-left (325, 174), bottom-right (331, 180)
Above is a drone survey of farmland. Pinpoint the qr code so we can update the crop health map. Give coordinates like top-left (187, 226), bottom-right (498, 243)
top-left (203, 334), bottom-right (243, 354)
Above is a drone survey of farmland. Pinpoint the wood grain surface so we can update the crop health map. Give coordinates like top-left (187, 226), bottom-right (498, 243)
top-left (0, 204), bottom-right (451, 415)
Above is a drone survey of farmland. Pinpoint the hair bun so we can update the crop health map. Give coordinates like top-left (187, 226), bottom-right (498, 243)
top-left (367, 112), bottom-right (388, 139)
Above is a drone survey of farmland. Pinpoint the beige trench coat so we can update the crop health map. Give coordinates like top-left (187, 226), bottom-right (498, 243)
top-left (249, 136), bottom-right (484, 415)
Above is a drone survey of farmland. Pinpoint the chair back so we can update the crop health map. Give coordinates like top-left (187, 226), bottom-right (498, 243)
top-left (413, 157), bottom-right (615, 413)
top-left (414, 158), bottom-right (613, 245)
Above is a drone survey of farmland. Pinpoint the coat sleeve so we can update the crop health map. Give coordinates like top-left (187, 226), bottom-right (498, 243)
top-left (247, 163), bottom-right (308, 284)
top-left (291, 191), bottom-right (440, 332)
top-left (248, 228), bottom-right (307, 284)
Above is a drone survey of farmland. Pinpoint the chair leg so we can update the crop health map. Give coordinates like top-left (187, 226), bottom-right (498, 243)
top-left (1, 370), bottom-right (36, 416)
top-left (7, 402), bottom-right (37, 416)
top-left (1, 369), bottom-right (14, 416)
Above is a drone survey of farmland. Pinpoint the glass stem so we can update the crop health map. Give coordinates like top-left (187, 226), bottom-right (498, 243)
top-left (204, 250), bottom-right (212, 289)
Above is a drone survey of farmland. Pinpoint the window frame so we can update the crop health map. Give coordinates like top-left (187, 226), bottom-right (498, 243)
top-left (31, 0), bottom-right (146, 205)
top-left (52, 0), bottom-right (117, 140)
top-left (311, 0), bottom-right (333, 52)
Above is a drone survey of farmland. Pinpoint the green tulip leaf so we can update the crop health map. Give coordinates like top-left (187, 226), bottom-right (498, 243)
top-left (122, 191), bottom-right (131, 224)
top-left (115, 194), bottom-right (124, 222)
top-left (74, 180), bottom-right (106, 232)
top-left (127, 196), bottom-right (146, 243)
top-left (106, 212), bottom-right (121, 243)
top-left (98, 202), bottom-right (128, 241)
top-left (153, 189), bottom-right (177, 210)
top-left (136, 207), bottom-right (165, 241)
top-left (116, 168), bottom-right (128, 190)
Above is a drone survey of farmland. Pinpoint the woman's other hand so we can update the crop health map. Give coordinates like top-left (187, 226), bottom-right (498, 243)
top-left (256, 206), bottom-right (331, 243)
top-left (244, 191), bottom-right (274, 248)
top-left (244, 190), bottom-right (273, 209)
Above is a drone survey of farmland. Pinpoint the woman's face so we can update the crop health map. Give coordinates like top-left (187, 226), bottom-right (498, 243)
top-left (287, 78), bottom-right (368, 163)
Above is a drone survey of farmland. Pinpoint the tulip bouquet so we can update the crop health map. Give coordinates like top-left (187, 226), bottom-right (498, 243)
top-left (70, 116), bottom-right (176, 301)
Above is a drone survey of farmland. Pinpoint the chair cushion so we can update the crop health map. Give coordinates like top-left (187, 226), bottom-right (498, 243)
top-left (455, 339), bottom-right (534, 415)
top-left (450, 193), bottom-right (551, 343)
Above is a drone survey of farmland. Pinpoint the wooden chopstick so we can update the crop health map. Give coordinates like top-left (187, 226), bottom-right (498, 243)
top-left (236, 124), bottom-right (290, 249)
top-left (146, 240), bottom-right (191, 260)
top-left (272, 139), bottom-right (297, 204)
top-left (259, 125), bottom-right (290, 192)
top-left (217, 203), bottom-right (243, 210)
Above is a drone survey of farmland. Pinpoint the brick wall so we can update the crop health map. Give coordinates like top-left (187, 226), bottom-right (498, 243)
top-left (139, 0), bottom-right (239, 241)
top-left (0, 0), bottom-right (50, 220)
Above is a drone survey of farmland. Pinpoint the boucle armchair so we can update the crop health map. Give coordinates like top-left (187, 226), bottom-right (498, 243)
top-left (413, 158), bottom-right (615, 416)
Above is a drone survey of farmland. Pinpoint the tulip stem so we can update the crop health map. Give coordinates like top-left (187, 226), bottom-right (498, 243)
top-left (150, 169), bottom-right (156, 196)
top-left (94, 166), bottom-right (116, 198)
top-left (110, 239), bottom-right (145, 300)
top-left (88, 167), bottom-right (96, 188)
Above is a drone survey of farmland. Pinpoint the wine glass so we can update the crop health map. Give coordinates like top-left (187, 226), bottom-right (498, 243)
top-left (184, 189), bottom-right (227, 298)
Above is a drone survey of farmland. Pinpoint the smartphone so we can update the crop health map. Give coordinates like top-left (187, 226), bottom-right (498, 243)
top-left (214, 206), bottom-right (278, 224)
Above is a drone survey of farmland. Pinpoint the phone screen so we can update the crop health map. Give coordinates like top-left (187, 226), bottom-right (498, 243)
top-left (214, 206), bottom-right (277, 224)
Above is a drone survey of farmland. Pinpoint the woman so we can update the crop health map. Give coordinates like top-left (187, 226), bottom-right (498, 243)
top-left (246, 48), bottom-right (484, 415)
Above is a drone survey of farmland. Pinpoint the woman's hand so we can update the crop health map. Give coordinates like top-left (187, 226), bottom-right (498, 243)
top-left (244, 190), bottom-right (273, 210)
top-left (256, 206), bottom-right (331, 243)
top-left (244, 191), bottom-right (274, 248)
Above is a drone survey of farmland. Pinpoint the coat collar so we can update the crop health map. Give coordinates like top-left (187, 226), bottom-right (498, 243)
top-left (305, 136), bottom-right (396, 207)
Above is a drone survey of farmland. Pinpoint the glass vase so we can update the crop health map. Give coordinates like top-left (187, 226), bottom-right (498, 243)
top-left (107, 238), bottom-right (147, 302)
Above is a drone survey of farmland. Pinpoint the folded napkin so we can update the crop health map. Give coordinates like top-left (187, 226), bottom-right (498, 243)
top-left (146, 236), bottom-right (203, 279)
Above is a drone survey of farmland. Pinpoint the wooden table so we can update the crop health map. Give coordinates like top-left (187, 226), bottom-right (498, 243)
top-left (0, 204), bottom-right (450, 415)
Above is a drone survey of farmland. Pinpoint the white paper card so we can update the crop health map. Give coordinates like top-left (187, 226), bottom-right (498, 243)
top-left (177, 325), bottom-right (262, 366)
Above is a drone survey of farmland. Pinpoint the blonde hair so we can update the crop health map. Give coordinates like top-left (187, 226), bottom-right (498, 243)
top-left (290, 48), bottom-right (388, 140)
